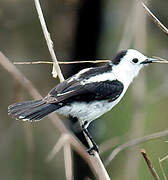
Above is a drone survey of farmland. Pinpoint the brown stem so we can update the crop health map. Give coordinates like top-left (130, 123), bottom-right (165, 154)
top-left (142, 2), bottom-right (168, 36)
top-left (141, 149), bottom-right (160, 180)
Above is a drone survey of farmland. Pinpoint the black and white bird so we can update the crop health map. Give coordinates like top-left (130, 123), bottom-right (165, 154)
top-left (8, 49), bottom-right (158, 154)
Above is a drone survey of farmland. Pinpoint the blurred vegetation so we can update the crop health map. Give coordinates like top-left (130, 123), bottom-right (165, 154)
top-left (1, 0), bottom-right (168, 179)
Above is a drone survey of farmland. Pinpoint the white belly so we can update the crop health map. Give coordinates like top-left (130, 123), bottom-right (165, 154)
top-left (56, 92), bottom-right (124, 125)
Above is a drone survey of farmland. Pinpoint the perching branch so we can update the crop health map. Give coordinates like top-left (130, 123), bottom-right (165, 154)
top-left (105, 129), bottom-right (168, 166)
top-left (142, 2), bottom-right (168, 36)
top-left (34, 0), bottom-right (64, 80)
top-left (141, 149), bottom-right (160, 180)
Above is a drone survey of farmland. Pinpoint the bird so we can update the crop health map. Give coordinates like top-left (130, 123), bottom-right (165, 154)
top-left (8, 49), bottom-right (158, 154)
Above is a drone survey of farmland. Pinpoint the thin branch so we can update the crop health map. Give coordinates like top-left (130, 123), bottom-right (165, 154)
top-left (105, 129), bottom-right (168, 166)
top-left (159, 158), bottom-right (167, 180)
top-left (141, 2), bottom-right (168, 36)
top-left (12, 56), bottom-right (168, 66)
top-left (34, 0), bottom-right (64, 81)
top-left (152, 56), bottom-right (168, 63)
top-left (159, 154), bottom-right (168, 162)
top-left (0, 51), bottom-right (110, 180)
top-left (46, 134), bottom-right (69, 162)
top-left (64, 143), bottom-right (73, 180)
top-left (99, 135), bottom-right (122, 154)
top-left (13, 59), bottom-right (110, 65)
top-left (141, 149), bottom-right (160, 180)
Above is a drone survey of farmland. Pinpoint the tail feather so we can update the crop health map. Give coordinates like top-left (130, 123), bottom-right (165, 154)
top-left (8, 100), bottom-right (43, 112)
top-left (16, 103), bottom-right (49, 120)
top-left (28, 104), bottom-right (58, 120)
top-left (8, 99), bottom-right (60, 121)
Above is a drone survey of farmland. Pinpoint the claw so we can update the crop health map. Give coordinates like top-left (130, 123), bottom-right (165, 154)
top-left (87, 144), bottom-right (99, 155)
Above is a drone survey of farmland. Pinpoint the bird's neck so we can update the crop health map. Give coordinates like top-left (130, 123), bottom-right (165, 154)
top-left (112, 63), bottom-right (141, 88)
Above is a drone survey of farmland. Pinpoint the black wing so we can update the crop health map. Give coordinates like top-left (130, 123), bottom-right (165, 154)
top-left (44, 79), bottom-right (124, 104)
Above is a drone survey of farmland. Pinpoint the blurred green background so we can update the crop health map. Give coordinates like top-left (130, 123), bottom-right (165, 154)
top-left (0, 0), bottom-right (168, 179)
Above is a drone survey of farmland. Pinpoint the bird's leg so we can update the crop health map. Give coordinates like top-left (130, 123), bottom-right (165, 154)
top-left (69, 116), bottom-right (98, 155)
top-left (82, 124), bottom-right (99, 155)
top-left (69, 116), bottom-right (91, 150)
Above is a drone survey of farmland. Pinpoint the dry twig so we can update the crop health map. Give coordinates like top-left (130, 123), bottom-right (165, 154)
top-left (160, 154), bottom-right (168, 162)
top-left (99, 135), bottom-right (122, 154)
top-left (141, 149), bottom-right (160, 180)
top-left (13, 59), bottom-right (110, 65)
top-left (64, 143), bottom-right (73, 180)
top-left (46, 134), bottom-right (69, 162)
top-left (34, 0), bottom-right (64, 80)
top-left (142, 2), bottom-right (168, 36)
top-left (159, 158), bottom-right (167, 180)
top-left (152, 56), bottom-right (168, 63)
top-left (105, 129), bottom-right (168, 166)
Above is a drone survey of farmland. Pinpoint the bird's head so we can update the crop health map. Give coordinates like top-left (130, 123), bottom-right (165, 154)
top-left (111, 49), bottom-right (158, 85)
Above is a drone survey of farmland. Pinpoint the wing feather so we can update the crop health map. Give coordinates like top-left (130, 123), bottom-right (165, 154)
top-left (44, 79), bottom-right (124, 104)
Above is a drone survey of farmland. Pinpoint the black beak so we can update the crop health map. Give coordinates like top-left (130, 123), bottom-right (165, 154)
top-left (140, 58), bottom-right (159, 64)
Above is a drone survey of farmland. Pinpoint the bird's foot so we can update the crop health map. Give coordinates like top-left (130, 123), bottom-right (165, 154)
top-left (87, 144), bottom-right (99, 155)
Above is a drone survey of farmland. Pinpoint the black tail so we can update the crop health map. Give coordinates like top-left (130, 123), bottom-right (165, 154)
top-left (8, 99), bottom-right (60, 121)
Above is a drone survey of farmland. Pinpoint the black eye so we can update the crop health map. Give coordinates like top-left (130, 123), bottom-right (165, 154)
top-left (132, 58), bottom-right (138, 63)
